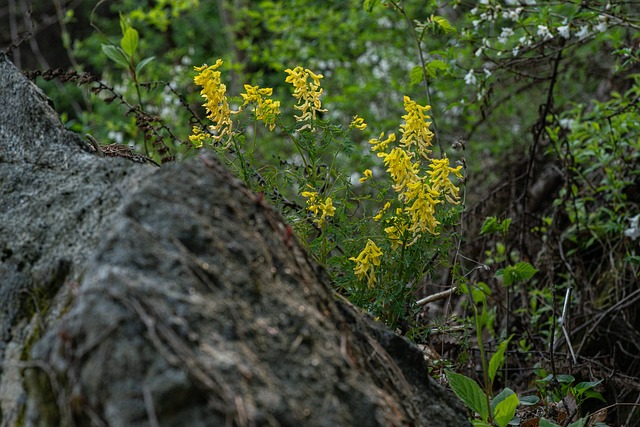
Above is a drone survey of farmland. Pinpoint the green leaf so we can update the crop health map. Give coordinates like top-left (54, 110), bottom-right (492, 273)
top-left (489, 337), bottom-right (512, 384)
top-left (101, 44), bottom-right (130, 69)
top-left (567, 417), bottom-right (589, 427)
top-left (119, 12), bottom-right (129, 36)
top-left (445, 370), bottom-right (489, 421)
top-left (363, 0), bottom-right (379, 13)
top-left (426, 60), bottom-right (448, 78)
top-left (121, 27), bottom-right (139, 58)
top-left (409, 66), bottom-right (424, 86)
top-left (496, 262), bottom-right (538, 287)
top-left (518, 395), bottom-right (540, 406)
top-left (135, 56), bottom-right (155, 75)
top-left (540, 419), bottom-right (561, 427)
top-left (492, 390), bottom-right (519, 427)
top-left (556, 374), bottom-right (575, 384)
top-left (574, 380), bottom-right (606, 403)
top-left (574, 379), bottom-right (602, 391)
top-left (480, 216), bottom-right (511, 235)
top-left (431, 15), bottom-right (456, 33)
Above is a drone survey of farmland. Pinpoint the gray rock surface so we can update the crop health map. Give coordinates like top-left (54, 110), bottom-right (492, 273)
top-left (0, 53), bottom-right (468, 427)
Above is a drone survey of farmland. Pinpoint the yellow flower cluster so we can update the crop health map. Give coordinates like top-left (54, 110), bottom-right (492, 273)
top-left (284, 66), bottom-right (327, 129)
top-left (350, 115), bottom-right (367, 130)
top-left (301, 189), bottom-right (336, 227)
top-left (241, 84), bottom-right (281, 131)
top-left (349, 239), bottom-right (383, 288)
top-left (190, 60), bottom-right (235, 145)
top-left (400, 96), bottom-right (434, 160)
top-left (351, 96), bottom-right (463, 285)
top-left (359, 169), bottom-right (373, 183)
top-left (428, 157), bottom-right (464, 204)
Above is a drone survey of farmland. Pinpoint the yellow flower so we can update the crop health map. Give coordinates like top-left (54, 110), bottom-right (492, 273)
top-left (379, 147), bottom-right (420, 196)
top-left (350, 115), bottom-right (367, 130)
top-left (359, 169), bottom-right (373, 183)
top-left (403, 181), bottom-right (441, 237)
top-left (428, 157), bottom-right (464, 203)
top-left (373, 202), bottom-right (391, 221)
top-left (349, 239), bottom-right (383, 288)
top-left (400, 96), bottom-right (434, 160)
top-left (188, 126), bottom-right (207, 148)
top-left (241, 84), bottom-right (281, 131)
top-left (193, 60), bottom-right (235, 143)
top-left (384, 216), bottom-right (409, 250)
top-left (368, 132), bottom-right (396, 153)
top-left (284, 66), bottom-right (327, 129)
top-left (301, 190), bottom-right (335, 227)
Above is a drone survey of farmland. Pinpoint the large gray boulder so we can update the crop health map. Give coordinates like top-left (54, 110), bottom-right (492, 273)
top-left (0, 53), bottom-right (468, 427)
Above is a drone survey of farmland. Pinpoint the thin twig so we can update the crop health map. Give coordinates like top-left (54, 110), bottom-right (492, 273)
top-left (417, 286), bottom-right (457, 306)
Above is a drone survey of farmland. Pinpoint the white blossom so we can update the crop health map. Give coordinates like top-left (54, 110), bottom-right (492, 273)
top-left (504, 7), bottom-right (523, 21)
top-left (512, 47), bottom-right (520, 56)
top-left (519, 35), bottom-right (532, 46)
top-left (559, 118), bottom-right (575, 129)
top-left (537, 25), bottom-right (553, 40)
top-left (595, 16), bottom-right (608, 32)
top-left (624, 214), bottom-right (640, 240)
top-left (464, 69), bottom-right (477, 86)
top-left (557, 25), bottom-right (570, 39)
top-left (498, 27), bottom-right (514, 44)
top-left (576, 25), bottom-right (590, 39)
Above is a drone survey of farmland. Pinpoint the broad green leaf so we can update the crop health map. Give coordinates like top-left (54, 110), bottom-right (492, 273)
top-left (101, 45), bottom-right (130, 69)
top-left (135, 56), bottom-right (155, 75)
top-left (445, 370), bottom-right (489, 421)
top-left (121, 27), bottom-right (139, 58)
top-left (409, 66), bottom-right (424, 86)
top-left (426, 60), bottom-right (448, 78)
top-left (512, 262), bottom-right (538, 281)
top-left (537, 374), bottom-right (574, 384)
top-left (492, 390), bottom-right (518, 427)
top-left (431, 15), bottom-right (456, 33)
top-left (490, 388), bottom-right (512, 415)
top-left (489, 336), bottom-right (512, 383)
top-left (542, 417), bottom-right (588, 427)
top-left (580, 389), bottom-right (606, 403)
top-left (496, 262), bottom-right (538, 287)
top-left (556, 374), bottom-right (575, 384)
top-left (574, 380), bottom-right (605, 403)
top-left (518, 395), bottom-right (540, 406)
top-left (480, 216), bottom-right (511, 235)
top-left (480, 216), bottom-right (498, 235)
top-left (574, 379), bottom-right (602, 391)
top-left (567, 416), bottom-right (588, 427)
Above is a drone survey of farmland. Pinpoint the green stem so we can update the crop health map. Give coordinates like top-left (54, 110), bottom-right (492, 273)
top-left (389, 0), bottom-right (443, 155)
top-left (232, 137), bottom-right (251, 189)
top-left (288, 133), bottom-right (310, 172)
top-left (129, 60), bottom-right (150, 157)
top-left (474, 305), bottom-right (493, 424)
